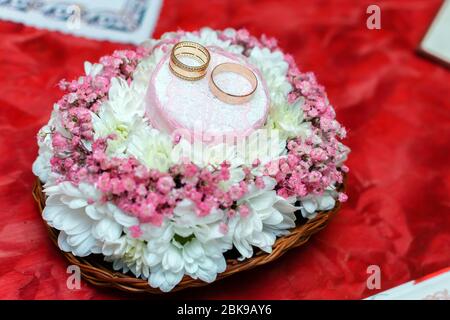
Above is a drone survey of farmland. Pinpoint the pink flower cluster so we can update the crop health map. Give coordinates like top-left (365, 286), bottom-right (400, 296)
top-left (265, 137), bottom-right (348, 199)
top-left (74, 138), bottom-right (256, 225)
top-left (282, 62), bottom-right (348, 200)
top-left (219, 29), bottom-right (279, 56)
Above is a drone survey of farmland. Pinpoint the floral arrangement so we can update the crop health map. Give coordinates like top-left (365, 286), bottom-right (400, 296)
top-left (32, 28), bottom-right (349, 292)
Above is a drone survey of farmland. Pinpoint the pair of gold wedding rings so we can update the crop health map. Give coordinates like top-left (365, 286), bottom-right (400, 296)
top-left (169, 41), bottom-right (258, 105)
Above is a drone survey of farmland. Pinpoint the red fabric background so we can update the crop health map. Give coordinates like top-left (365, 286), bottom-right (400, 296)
top-left (0, 0), bottom-right (449, 300)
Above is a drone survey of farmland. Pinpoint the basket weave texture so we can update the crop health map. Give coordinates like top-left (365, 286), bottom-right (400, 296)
top-left (32, 178), bottom-right (345, 294)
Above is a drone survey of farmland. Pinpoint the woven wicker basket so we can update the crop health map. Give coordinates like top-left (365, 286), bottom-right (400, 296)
top-left (32, 177), bottom-right (345, 294)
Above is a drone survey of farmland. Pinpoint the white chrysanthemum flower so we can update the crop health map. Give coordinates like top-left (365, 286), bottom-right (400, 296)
top-left (32, 125), bottom-right (53, 183)
top-left (132, 47), bottom-right (165, 94)
top-left (106, 77), bottom-right (146, 120)
top-left (228, 177), bottom-right (297, 259)
top-left (32, 105), bottom-right (66, 183)
top-left (148, 237), bottom-right (228, 292)
top-left (105, 236), bottom-right (151, 279)
top-left (299, 188), bottom-right (337, 219)
top-left (92, 76), bottom-right (151, 157)
top-left (336, 142), bottom-right (351, 166)
top-left (127, 126), bottom-right (174, 172)
top-left (43, 181), bottom-right (138, 257)
top-left (266, 99), bottom-right (312, 140)
top-left (92, 107), bottom-right (149, 156)
top-left (148, 249), bottom-right (184, 292)
top-left (133, 200), bottom-right (231, 292)
top-left (249, 47), bottom-right (292, 106)
top-left (184, 28), bottom-right (244, 55)
top-left (236, 129), bottom-right (287, 166)
top-left (171, 200), bottom-right (230, 244)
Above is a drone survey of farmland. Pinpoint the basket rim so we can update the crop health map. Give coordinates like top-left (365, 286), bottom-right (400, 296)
top-left (32, 177), bottom-right (345, 294)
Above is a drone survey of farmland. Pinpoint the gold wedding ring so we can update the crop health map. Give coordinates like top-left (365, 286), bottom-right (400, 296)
top-left (169, 41), bottom-right (210, 81)
top-left (209, 63), bottom-right (258, 105)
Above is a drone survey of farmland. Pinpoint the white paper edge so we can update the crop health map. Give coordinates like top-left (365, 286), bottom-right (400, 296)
top-left (0, 0), bottom-right (163, 44)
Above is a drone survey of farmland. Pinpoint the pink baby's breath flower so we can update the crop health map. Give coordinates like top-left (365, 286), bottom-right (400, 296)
top-left (219, 222), bottom-right (229, 235)
top-left (252, 158), bottom-right (261, 168)
top-left (51, 132), bottom-right (67, 150)
top-left (310, 148), bottom-right (328, 162)
top-left (338, 193), bottom-right (348, 202)
top-left (97, 173), bottom-right (111, 193)
top-left (265, 160), bottom-right (280, 176)
top-left (227, 209), bottom-right (236, 218)
top-left (288, 92), bottom-right (300, 104)
top-left (255, 176), bottom-right (265, 189)
top-left (129, 225), bottom-right (143, 238)
top-left (260, 34), bottom-right (278, 50)
top-left (184, 163), bottom-right (198, 178)
top-left (219, 162), bottom-right (231, 181)
top-left (122, 177), bottom-right (136, 192)
top-left (196, 201), bottom-right (213, 217)
top-left (229, 185), bottom-right (244, 201)
top-left (277, 188), bottom-right (290, 199)
top-left (236, 29), bottom-right (250, 42)
top-left (239, 204), bottom-right (250, 218)
top-left (156, 176), bottom-right (175, 194)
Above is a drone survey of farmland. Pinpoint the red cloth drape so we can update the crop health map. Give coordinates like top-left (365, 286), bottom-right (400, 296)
top-left (0, 0), bottom-right (449, 299)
